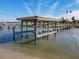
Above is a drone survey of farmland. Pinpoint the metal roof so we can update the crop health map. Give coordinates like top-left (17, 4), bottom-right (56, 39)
top-left (17, 16), bottom-right (60, 21)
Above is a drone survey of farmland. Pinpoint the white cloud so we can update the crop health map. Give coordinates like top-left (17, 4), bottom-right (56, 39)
top-left (24, 2), bottom-right (33, 16)
top-left (48, 2), bottom-right (59, 14)
top-left (36, 0), bottom-right (44, 15)
top-left (70, 10), bottom-right (79, 20)
top-left (45, 1), bottom-right (59, 17)
top-left (24, 0), bottom-right (60, 17)
top-left (40, 1), bottom-right (60, 19)
top-left (59, 2), bottom-right (75, 11)
top-left (50, 2), bottom-right (59, 10)
top-left (0, 14), bottom-right (16, 22)
top-left (59, 0), bottom-right (79, 11)
top-left (75, 0), bottom-right (79, 3)
top-left (58, 9), bottom-right (79, 21)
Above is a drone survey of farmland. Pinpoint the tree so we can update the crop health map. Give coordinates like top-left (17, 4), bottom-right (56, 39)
top-left (61, 17), bottom-right (66, 23)
top-left (71, 16), bottom-right (76, 23)
top-left (66, 11), bottom-right (68, 13)
top-left (70, 11), bottom-right (72, 13)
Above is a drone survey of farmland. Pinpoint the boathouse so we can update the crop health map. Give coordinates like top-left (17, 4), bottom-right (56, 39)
top-left (15, 16), bottom-right (60, 44)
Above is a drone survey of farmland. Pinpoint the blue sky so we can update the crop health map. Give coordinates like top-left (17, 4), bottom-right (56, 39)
top-left (0, 0), bottom-right (79, 21)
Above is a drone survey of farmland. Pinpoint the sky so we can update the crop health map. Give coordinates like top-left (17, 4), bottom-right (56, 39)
top-left (0, 0), bottom-right (79, 21)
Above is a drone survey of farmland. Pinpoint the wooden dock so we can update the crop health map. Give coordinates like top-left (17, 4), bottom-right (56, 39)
top-left (37, 31), bottom-right (57, 38)
top-left (15, 16), bottom-right (72, 44)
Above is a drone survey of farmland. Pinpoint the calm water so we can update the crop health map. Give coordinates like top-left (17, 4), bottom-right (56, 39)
top-left (55, 28), bottom-right (79, 59)
top-left (1, 28), bottom-right (79, 59)
top-left (0, 28), bottom-right (34, 43)
top-left (35, 28), bottom-right (79, 59)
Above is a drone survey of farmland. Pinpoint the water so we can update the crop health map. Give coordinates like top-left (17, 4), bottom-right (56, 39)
top-left (0, 28), bottom-right (34, 43)
top-left (34, 28), bottom-right (79, 59)
top-left (1, 28), bottom-right (79, 59)
top-left (0, 27), bottom-right (56, 43)
top-left (55, 28), bottom-right (79, 59)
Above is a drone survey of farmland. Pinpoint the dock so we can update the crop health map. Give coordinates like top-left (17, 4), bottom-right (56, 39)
top-left (13, 16), bottom-right (72, 44)
top-left (37, 31), bottom-right (57, 38)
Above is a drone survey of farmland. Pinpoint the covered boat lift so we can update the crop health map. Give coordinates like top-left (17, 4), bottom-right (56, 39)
top-left (15, 16), bottom-right (60, 44)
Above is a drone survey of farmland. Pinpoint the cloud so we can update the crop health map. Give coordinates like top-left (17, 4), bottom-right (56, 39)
top-left (74, 0), bottom-right (79, 3)
top-left (46, 1), bottom-right (59, 16)
top-left (59, 2), bottom-right (75, 11)
top-left (36, 0), bottom-right (44, 15)
top-left (50, 2), bottom-right (59, 11)
top-left (58, 9), bottom-right (79, 21)
top-left (24, 0), bottom-right (60, 17)
top-left (24, 2), bottom-right (33, 16)
top-left (70, 10), bottom-right (79, 20)
top-left (0, 14), bottom-right (16, 22)
top-left (59, 0), bottom-right (79, 11)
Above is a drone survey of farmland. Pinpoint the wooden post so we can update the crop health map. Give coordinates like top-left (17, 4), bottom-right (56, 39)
top-left (45, 22), bottom-right (47, 32)
top-left (34, 20), bottom-right (37, 45)
top-left (47, 21), bottom-right (49, 32)
top-left (55, 22), bottom-right (57, 31)
top-left (47, 21), bottom-right (49, 40)
top-left (13, 27), bottom-right (15, 41)
top-left (21, 20), bottom-right (23, 40)
top-left (26, 21), bottom-right (28, 38)
top-left (43, 21), bottom-right (45, 33)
